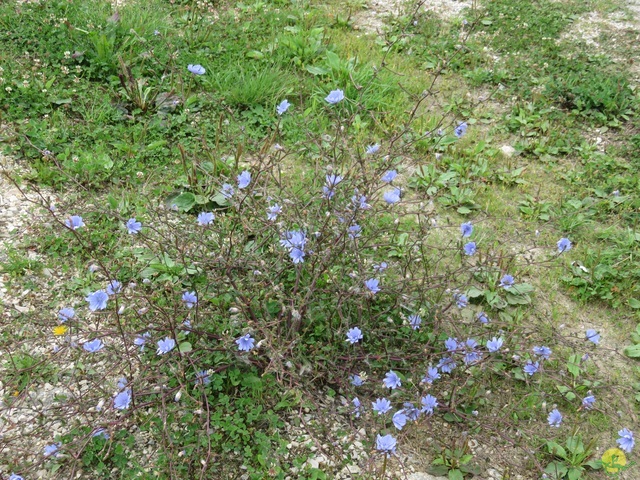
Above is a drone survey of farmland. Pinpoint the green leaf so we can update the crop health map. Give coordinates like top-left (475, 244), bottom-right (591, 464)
top-left (169, 192), bottom-right (196, 211)
top-left (545, 461), bottom-right (568, 478)
top-left (584, 460), bottom-right (602, 470)
top-left (427, 465), bottom-right (449, 475)
top-left (305, 65), bottom-right (329, 75)
top-left (443, 412), bottom-right (463, 423)
top-left (457, 206), bottom-right (472, 215)
top-left (511, 283), bottom-right (535, 294)
top-left (245, 50), bottom-right (264, 59)
top-left (624, 344), bottom-right (640, 358)
top-left (567, 354), bottom-right (581, 377)
top-left (546, 441), bottom-right (568, 459)
top-left (466, 286), bottom-right (485, 298)
top-left (629, 298), bottom-right (640, 309)
top-left (179, 342), bottom-right (192, 353)
top-left (448, 469), bottom-right (464, 480)
top-left (565, 436), bottom-right (584, 455)
top-left (567, 467), bottom-right (583, 480)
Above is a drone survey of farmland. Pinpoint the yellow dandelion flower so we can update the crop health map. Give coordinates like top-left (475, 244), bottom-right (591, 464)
top-left (601, 447), bottom-right (627, 473)
top-left (53, 325), bottom-right (68, 336)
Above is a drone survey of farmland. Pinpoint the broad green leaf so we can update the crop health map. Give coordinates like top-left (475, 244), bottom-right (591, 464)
top-left (169, 192), bottom-right (196, 211)
top-left (448, 469), bottom-right (464, 480)
top-left (245, 50), bottom-right (264, 59)
top-left (178, 342), bottom-right (192, 353)
top-left (628, 298), bottom-right (640, 309)
top-left (567, 467), bottom-right (583, 480)
top-left (545, 461), bottom-right (568, 477)
top-left (584, 460), bottom-right (602, 470)
top-left (623, 344), bottom-right (640, 358)
top-left (567, 354), bottom-right (581, 377)
top-left (466, 286), bottom-right (485, 298)
top-left (546, 441), bottom-right (568, 459)
top-left (305, 65), bottom-right (329, 75)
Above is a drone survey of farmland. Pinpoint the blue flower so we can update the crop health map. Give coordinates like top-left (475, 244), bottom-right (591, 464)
top-left (65, 215), bottom-right (85, 230)
top-left (383, 188), bottom-right (401, 204)
top-left (134, 332), bottom-right (150, 351)
top-left (454, 122), bottom-right (468, 138)
top-left (236, 334), bottom-right (255, 352)
top-left (182, 291), bottom-right (197, 309)
top-left (182, 320), bottom-right (191, 334)
top-left (463, 241), bottom-right (477, 256)
top-left (408, 314), bottom-right (422, 330)
top-left (352, 193), bottom-right (370, 210)
top-left (237, 171), bottom-right (251, 189)
top-left (533, 346), bottom-right (552, 360)
top-left (437, 356), bottom-right (457, 373)
top-left (392, 410), bottom-right (408, 430)
top-left (290, 248), bottom-right (305, 264)
top-left (617, 428), bottom-right (635, 453)
top-left (557, 237), bottom-right (572, 253)
top-left (276, 99), bottom-right (291, 115)
top-left (126, 218), bottom-right (141, 234)
top-left (157, 337), bottom-right (176, 355)
top-left (113, 389), bottom-right (132, 410)
top-left (364, 278), bottom-right (380, 294)
top-left (348, 224), bottom-right (362, 239)
top-left (487, 337), bottom-right (504, 353)
top-left (92, 428), bottom-right (110, 440)
top-left (86, 290), bottom-right (108, 311)
top-left (196, 370), bottom-right (210, 385)
top-left (463, 338), bottom-right (482, 365)
top-left (523, 360), bottom-right (540, 376)
top-left (9, 474), bottom-right (24, 480)
top-left (44, 442), bottom-right (61, 457)
top-left (499, 274), bottom-right (515, 289)
top-left (346, 327), bottom-right (363, 344)
top-left (586, 329), bottom-right (600, 345)
top-left (197, 212), bottom-right (215, 226)
top-left (187, 64), bottom-right (206, 75)
top-left (420, 394), bottom-right (438, 415)
top-left (350, 374), bottom-right (364, 386)
top-left (372, 398), bottom-right (392, 415)
top-left (454, 293), bottom-right (468, 308)
top-left (352, 397), bottom-right (362, 417)
top-left (383, 370), bottom-right (402, 389)
top-left (582, 395), bottom-right (595, 410)
top-left (106, 280), bottom-right (122, 295)
top-left (366, 144), bottom-right (380, 154)
top-left (403, 402), bottom-right (421, 421)
top-left (376, 434), bottom-right (397, 455)
top-left (117, 377), bottom-right (128, 390)
top-left (548, 409), bottom-right (562, 427)
top-left (58, 307), bottom-right (75, 322)
top-left (323, 174), bottom-right (343, 199)
top-left (460, 222), bottom-right (473, 237)
top-left (280, 230), bottom-right (307, 250)
top-left (325, 89), bottom-right (345, 104)
top-left (83, 339), bottom-right (104, 353)
top-left (266, 204), bottom-right (282, 221)
top-left (422, 366), bottom-right (441, 384)
top-left (373, 261), bottom-right (388, 273)
top-left (445, 337), bottom-right (459, 352)
top-left (381, 170), bottom-right (397, 183)
top-left (221, 183), bottom-right (235, 199)
top-left (477, 312), bottom-right (489, 324)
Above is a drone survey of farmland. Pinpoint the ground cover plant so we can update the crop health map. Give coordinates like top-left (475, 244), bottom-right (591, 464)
top-left (1, 0), bottom-right (640, 479)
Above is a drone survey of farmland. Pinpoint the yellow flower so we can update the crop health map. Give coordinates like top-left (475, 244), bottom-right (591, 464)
top-left (53, 325), bottom-right (68, 336)
top-left (601, 448), bottom-right (627, 473)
